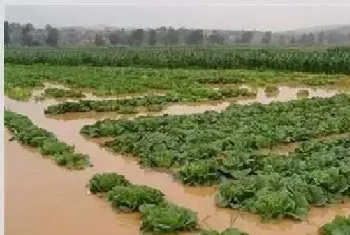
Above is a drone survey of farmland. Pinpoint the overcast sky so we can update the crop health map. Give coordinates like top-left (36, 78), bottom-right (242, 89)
top-left (5, 0), bottom-right (350, 31)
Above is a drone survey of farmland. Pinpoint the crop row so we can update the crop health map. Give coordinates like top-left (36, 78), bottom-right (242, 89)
top-left (40, 88), bottom-right (85, 99)
top-left (7, 64), bottom-right (348, 101)
top-left (87, 172), bottom-right (199, 233)
top-left (5, 64), bottom-right (349, 99)
top-left (214, 136), bottom-right (350, 220)
top-left (88, 172), bottom-right (250, 234)
top-left (5, 47), bottom-right (350, 74)
top-left (4, 110), bottom-right (91, 169)
top-left (81, 94), bottom-right (350, 170)
top-left (320, 216), bottom-right (350, 235)
top-left (44, 87), bottom-right (255, 115)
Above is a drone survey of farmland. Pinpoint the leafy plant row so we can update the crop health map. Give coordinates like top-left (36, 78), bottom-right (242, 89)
top-left (6, 64), bottom-right (348, 101)
top-left (320, 215), bottom-right (350, 235)
top-left (44, 87), bottom-right (255, 115)
top-left (87, 172), bottom-right (198, 233)
top-left (81, 94), bottom-right (350, 170)
top-left (4, 110), bottom-right (91, 170)
top-left (215, 136), bottom-right (350, 220)
top-left (5, 47), bottom-right (350, 74)
top-left (41, 88), bottom-right (85, 99)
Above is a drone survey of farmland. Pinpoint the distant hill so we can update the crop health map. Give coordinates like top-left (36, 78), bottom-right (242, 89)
top-left (283, 24), bottom-right (350, 35)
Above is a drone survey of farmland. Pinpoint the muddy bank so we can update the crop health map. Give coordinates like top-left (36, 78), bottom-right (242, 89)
top-left (5, 94), bottom-right (350, 235)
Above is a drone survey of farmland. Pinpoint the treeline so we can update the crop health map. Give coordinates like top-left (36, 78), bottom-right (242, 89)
top-left (5, 21), bottom-right (59, 47)
top-left (5, 21), bottom-right (350, 47)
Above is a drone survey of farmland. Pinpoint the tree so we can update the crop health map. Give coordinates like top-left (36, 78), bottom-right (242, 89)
top-left (148, 29), bottom-right (157, 46)
top-left (298, 33), bottom-right (308, 45)
top-left (8, 22), bottom-right (22, 44)
top-left (131, 29), bottom-right (144, 46)
top-left (317, 31), bottom-right (325, 44)
top-left (95, 33), bottom-right (105, 46)
top-left (240, 31), bottom-right (254, 44)
top-left (306, 33), bottom-right (315, 45)
top-left (22, 23), bottom-right (34, 46)
top-left (209, 30), bottom-right (224, 44)
top-left (278, 35), bottom-right (285, 45)
top-left (4, 21), bottom-right (10, 46)
top-left (45, 24), bottom-right (59, 46)
top-left (186, 29), bottom-right (204, 45)
top-left (234, 36), bottom-right (241, 44)
top-left (108, 31), bottom-right (119, 45)
top-left (167, 27), bottom-right (179, 46)
top-left (261, 31), bottom-right (272, 44)
top-left (290, 36), bottom-right (296, 45)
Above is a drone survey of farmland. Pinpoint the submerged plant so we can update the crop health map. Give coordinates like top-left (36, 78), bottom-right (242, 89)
top-left (4, 110), bottom-right (91, 170)
top-left (108, 184), bottom-right (164, 212)
top-left (201, 227), bottom-right (249, 235)
top-left (139, 203), bottom-right (198, 232)
top-left (320, 215), bottom-right (350, 235)
top-left (88, 172), bottom-right (131, 193)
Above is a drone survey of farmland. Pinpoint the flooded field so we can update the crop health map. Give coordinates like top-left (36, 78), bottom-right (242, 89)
top-left (5, 85), bottom-right (350, 235)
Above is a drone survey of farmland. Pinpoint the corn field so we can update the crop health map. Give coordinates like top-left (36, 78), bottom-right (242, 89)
top-left (5, 47), bottom-right (350, 74)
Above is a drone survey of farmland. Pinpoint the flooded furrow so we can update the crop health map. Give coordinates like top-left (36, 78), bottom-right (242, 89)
top-left (5, 86), bottom-right (350, 235)
top-left (48, 85), bottom-right (343, 120)
top-left (5, 129), bottom-right (140, 235)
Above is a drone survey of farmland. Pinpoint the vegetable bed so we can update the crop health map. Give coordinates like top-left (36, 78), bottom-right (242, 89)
top-left (4, 110), bottom-right (91, 169)
top-left (87, 172), bottom-right (198, 233)
top-left (81, 94), bottom-right (350, 174)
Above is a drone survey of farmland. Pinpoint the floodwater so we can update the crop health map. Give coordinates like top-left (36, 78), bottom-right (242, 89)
top-left (4, 85), bottom-right (350, 235)
top-left (32, 82), bottom-right (165, 102)
top-left (48, 85), bottom-right (342, 120)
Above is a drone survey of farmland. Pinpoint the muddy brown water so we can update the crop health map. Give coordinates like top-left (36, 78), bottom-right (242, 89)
top-left (47, 86), bottom-right (342, 120)
top-left (32, 82), bottom-right (166, 102)
top-left (4, 85), bottom-right (350, 235)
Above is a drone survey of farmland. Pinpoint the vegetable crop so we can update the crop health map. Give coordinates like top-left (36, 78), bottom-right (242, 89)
top-left (320, 216), bottom-right (350, 235)
top-left (201, 228), bottom-right (249, 235)
top-left (216, 136), bottom-right (350, 220)
top-left (88, 172), bottom-right (131, 193)
top-left (81, 94), bottom-right (350, 175)
top-left (41, 88), bottom-right (85, 99)
top-left (139, 203), bottom-right (198, 232)
top-left (6, 64), bottom-right (348, 101)
top-left (87, 172), bottom-right (198, 232)
top-left (44, 87), bottom-right (255, 115)
top-left (5, 110), bottom-right (91, 169)
top-left (108, 185), bottom-right (164, 212)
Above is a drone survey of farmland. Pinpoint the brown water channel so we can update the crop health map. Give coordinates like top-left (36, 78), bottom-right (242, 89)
top-left (5, 85), bottom-right (350, 235)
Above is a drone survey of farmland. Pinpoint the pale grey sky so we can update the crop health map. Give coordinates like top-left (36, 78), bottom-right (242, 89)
top-left (5, 0), bottom-right (350, 31)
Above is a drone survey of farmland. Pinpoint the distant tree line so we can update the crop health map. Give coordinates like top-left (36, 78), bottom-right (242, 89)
top-left (4, 21), bottom-right (350, 47)
top-left (4, 21), bottom-right (59, 47)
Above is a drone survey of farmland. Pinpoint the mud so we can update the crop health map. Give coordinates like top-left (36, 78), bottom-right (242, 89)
top-left (4, 85), bottom-right (350, 235)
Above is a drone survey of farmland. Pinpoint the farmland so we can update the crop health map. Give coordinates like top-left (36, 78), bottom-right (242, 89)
top-left (4, 46), bottom-right (350, 235)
